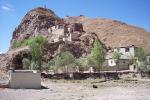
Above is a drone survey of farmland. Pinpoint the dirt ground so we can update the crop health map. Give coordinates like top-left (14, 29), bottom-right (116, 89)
top-left (0, 78), bottom-right (150, 100)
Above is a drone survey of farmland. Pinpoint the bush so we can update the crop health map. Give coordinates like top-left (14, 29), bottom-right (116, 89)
top-left (91, 39), bottom-right (105, 71)
top-left (12, 40), bottom-right (23, 48)
top-left (21, 35), bottom-right (48, 70)
top-left (48, 51), bottom-right (76, 73)
top-left (135, 47), bottom-right (147, 70)
top-left (22, 58), bottom-right (31, 70)
top-left (41, 62), bottom-right (50, 71)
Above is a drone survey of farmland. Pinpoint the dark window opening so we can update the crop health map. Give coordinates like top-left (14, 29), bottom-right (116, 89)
top-left (111, 61), bottom-right (113, 64)
top-left (125, 48), bottom-right (130, 52)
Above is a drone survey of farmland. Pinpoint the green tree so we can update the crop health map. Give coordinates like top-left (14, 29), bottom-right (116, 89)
top-left (59, 51), bottom-right (75, 73)
top-left (21, 36), bottom-right (47, 70)
top-left (75, 56), bottom-right (90, 71)
top-left (29, 36), bottom-right (47, 70)
top-left (135, 47), bottom-right (147, 70)
top-left (12, 40), bottom-right (23, 48)
top-left (91, 39), bottom-right (105, 71)
top-left (22, 58), bottom-right (31, 70)
top-left (49, 51), bottom-right (76, 73)
top-left (135, 47), bottom-right (146, 61)
top-left (112, 49), bottom-right (122, 70)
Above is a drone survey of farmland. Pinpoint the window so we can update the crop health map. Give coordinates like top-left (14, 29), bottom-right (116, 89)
top-left (111, 61), bottom-right (113, 64)
top-left (125, 47), bottom-right (130, 52)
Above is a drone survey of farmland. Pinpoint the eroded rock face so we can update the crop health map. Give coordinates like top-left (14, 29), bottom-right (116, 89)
top-left (43, 32), bottom-right (98, 62)
top-left (0, 47), bottom-right (30, 71)
top-left (11, 7), bottom-right (63, 47)
top-left (1, 7), bottom-right (149, 71)
top-left (0, 54), bottom-right (10, 71)
top-left (4, 7), bottom-right (100, 70)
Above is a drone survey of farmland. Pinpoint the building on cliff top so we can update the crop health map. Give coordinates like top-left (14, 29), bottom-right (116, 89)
top-left (48, 23), bottom-right (83, 43)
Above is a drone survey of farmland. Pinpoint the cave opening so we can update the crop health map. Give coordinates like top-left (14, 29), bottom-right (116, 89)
top-left (11, 53), bottom-right (31, 70)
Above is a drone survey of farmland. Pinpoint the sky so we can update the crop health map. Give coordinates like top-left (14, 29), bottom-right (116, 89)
top-left (0, 0), bottom-right (150, 53)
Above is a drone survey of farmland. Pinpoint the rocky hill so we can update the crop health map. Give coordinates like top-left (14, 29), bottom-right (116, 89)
top-left (1, 7), bottom-right (150, 71)
top-left (1, 7), bottom-right (98, 70)
top-left (11, 7), bottom-right (63, 46)
top-left (65, 16), bottom-right (150, 54)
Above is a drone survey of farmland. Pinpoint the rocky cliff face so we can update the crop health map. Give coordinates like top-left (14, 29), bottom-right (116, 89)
top-left (64, 16), bottom-right (150, 54)
top-left (1, 7), bottom-right (150, 71)
top-left (2, 7), bottom-right (99, 70)
top-left (11, 7), bottom-right (63, 47)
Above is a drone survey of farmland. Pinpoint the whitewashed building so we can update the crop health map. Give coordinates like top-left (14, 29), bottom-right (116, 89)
top-left (102, 45), bottom-right (136, 71)
top-left (49, 23), bottom-right (83, 43)
top-left (114, 45), bottom-right (135, 59)
top-left (146, 56), bottom-right (150, 70)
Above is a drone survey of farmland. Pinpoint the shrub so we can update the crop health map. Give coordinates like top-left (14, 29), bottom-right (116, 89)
top-left (91, 39), bottom-right (105, 71)
top-left (22, 58), bottom-right (31, 70)
top-left (49, 51), bottom-right (76, 73)
top-left (135, 47), bottom-right (147, 70)
top-left (21, 35), bottom-right (48, 70)
top-left (12, 40), bottom-right (23, 48)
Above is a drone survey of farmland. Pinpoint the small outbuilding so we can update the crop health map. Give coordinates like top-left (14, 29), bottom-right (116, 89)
top-left (9, 70), bottom-right (41, 89)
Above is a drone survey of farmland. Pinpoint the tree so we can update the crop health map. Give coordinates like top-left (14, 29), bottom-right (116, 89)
top-left (49, 51), bottom-right (76, 73)
top-left (29, 36), bottom-right (47, 70)
top-left (91, 39), bottom-right (105, 71)
top-left (22, 58), bottom-right (31, 70)
top-left (59, 51), bottom-right (75, 73)
top-left (75, 56), bottom-right (91, 71)
top-left (112, 49), bottom-right (122, 70)
top-left (135, 47), bottom-right (147, 70)
top-left (135, 47), bottom-right (146, 61)
top-left (21, 36), bottom-right (47, 70)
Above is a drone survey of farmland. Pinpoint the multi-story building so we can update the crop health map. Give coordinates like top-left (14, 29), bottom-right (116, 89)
top-left (102, 45), bottom-right (136, 71)
top-left (48, 23), bottom-right (83, 42)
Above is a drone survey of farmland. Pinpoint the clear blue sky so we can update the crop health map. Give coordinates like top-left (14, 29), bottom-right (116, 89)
top-left (0, 0), bottom-right (150, 53)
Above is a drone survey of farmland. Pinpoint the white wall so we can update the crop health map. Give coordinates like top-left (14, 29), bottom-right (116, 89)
top-left (52, 29), bottom-right (64, 35)
top-left (114, 46), bottom-right (135, 59)
top-left (146, 56), bottom-right (150, 63)
top-left (108, 59), bottom-right (116, 66)
top-left (9, 70), bottom-right (41, 89)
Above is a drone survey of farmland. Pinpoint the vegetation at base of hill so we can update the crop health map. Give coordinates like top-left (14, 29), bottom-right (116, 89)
top-left (48, 51), bottom-right (89, 72)
top-left (22, 36), bottom-right (48, 70)
top-left (48, 39), bottom-right (106, 72)
top-left (135, 47), bottom-right (147, 70)
top-left (22, 38), bottom-right (106, 72)
top-left (112, 49), bottom-right (122, 70)
top-left (21, 36), bottom-right (149, 73)
top-left (91, 39), bottom-right (106, 71)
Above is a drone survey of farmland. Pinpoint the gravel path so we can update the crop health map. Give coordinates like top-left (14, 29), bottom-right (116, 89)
top-left (0, 79), bottom-right (150, 100)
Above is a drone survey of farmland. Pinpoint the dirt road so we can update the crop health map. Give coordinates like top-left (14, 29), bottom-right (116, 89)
top-left (0, 79), bottom-right (150, 100)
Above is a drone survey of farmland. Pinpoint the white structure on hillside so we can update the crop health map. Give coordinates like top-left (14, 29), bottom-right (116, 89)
top-left (103, 45), bottom-right (136, 71)
top-left (146, 56), bottom-right (150, 70)
top-left (48, 23), bottom-right (83, 43)
top-left (146, 56), bottom-right (150, 63)
top-left (114, 45), bottom-right (135, 59)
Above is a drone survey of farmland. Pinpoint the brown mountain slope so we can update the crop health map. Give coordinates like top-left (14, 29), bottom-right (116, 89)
top-left (64, 16), bottom-right (150, 54)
